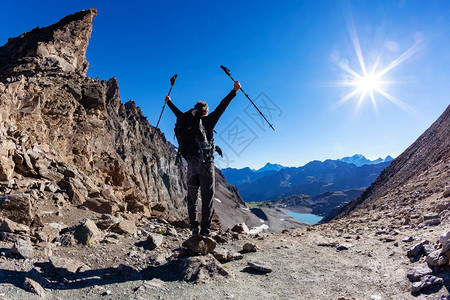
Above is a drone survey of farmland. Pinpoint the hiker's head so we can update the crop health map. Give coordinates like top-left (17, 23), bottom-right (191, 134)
top-left (194, 101), bottom-right (209, 116)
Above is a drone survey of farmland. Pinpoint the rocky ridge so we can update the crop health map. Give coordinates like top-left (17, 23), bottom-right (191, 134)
top-left (0, 8), bottom-right (260, 233)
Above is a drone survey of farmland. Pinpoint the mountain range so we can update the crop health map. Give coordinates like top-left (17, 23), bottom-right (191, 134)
top-left (222, 155), bottom-right (392, 202)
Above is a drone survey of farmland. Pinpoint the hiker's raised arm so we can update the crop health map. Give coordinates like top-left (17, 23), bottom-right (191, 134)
top-left (208, 81), bottom-right (240, 125)
top-left (165, 95), bottom-right (183, 118)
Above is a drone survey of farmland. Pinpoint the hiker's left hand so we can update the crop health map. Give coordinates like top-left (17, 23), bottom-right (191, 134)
top-left (234, 81), bottom-right (241, 92)
top-left (165, 95), bottom-right (171, 103)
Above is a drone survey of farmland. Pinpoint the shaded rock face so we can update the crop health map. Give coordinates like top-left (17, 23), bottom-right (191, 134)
top-left (328, 105), bottom-right (450, 224)
top-left (0, 8), bottom-right (255, 231)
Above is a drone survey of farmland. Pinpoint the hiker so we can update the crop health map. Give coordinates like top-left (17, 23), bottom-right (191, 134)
top-left (164, 81), bottom-right (241, 236)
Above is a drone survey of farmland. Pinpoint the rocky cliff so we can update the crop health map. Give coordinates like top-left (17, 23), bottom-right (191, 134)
top-left (0, 8), bottom-right (259, 230)
top-left (326, 105), bottom-right (450, 225)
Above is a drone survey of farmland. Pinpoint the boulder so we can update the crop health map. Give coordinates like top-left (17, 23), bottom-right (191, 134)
top-left (247, 261), bottom-right (273, 273)
top-left (36, 224), bottom-right (60, 242)
top-left (212, 247), bottom-right (229, 261)
top-left (111, 219), bottom-right (137, 235)
top-left (411, 275), bottom-right (444, 293)
top-left (0, 194), bottom-right (33, 225)
top-left (0, 218), bottom-right (30, 234)
top-left (182, 235), bottom-right (216, 255)
top-left (126, 201), bottom-right (151, 216)
top-left (55, 232), bottom-right (76, 246)
top-left (68, 186), bottom-right (85, 206)
top-left (14, 150), bottom-right (36, 177)
top-left (407, 240), bottom-right (428, 258)
top-left (151, 203), bottom-right (166, 216)
top-left (407, 263), bottom-right (433, 282)
top-left (73, 219), bottom-right (102, 245)
top-left (242, 243), bottom-right (260, 253)
top-left (12, 238), bottom-right (34, 259)
top-left (96, 214), bottom-right (121, 229)
top-left (426, 250), bottom-right (448, 267)
top-left (23, 277), bottom-right (45, 298)
top-left (146, 233), bottom-right (163, 250)
top-left (440, 231), bottom-right (450, 244)
top-left (422, 244), bottom-right (435, 256)
top-left (232, 223), bottom-right (249, 234)
top-left (49, 256), bottom-right (86, 278)
top-left (38, 168), bottom-right (64, 182)
top-left (83, 198), bottom-right (119, 214)
top-left (178, 254), bottom-right (231, 283)
top-left (213, 247), bottom-right (243, 262)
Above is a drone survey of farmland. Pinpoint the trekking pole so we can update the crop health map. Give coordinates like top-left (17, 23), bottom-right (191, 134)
top-left (156, 74), bottom-right (178, 130)
top-left (220, 65), bottom-right (275, 131)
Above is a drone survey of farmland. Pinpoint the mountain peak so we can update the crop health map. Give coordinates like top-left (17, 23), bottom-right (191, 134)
top-left (0, 8), bottom-right (97, 78)
top-left (256, 162), bottom-right (285, 173)
top-left (338, 154), bottom-right (393, 167)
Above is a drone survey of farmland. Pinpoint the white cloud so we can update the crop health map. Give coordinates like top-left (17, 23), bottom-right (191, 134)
top-left (384, 41), bottom-right (399, 53)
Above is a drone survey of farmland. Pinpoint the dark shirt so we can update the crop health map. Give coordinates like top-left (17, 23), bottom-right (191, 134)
top-left (167, 90), bottom-right (237, 141)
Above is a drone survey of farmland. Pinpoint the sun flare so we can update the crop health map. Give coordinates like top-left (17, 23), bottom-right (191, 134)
top-left (333, 23), bottom-right (420, 115)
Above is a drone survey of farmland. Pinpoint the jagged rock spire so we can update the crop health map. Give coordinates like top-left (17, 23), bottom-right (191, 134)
top-left (0, 8), bottom-right (97, 78)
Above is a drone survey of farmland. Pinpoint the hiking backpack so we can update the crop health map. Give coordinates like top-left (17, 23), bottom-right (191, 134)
top-left (174, 109), bottom-right (213, 163)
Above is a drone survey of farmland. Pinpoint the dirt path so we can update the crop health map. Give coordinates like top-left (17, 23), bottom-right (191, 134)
top-left (0, 220), bottom-right (448, 300)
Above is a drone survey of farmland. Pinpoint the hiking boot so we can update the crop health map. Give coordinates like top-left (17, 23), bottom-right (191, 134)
top-left (199, 228), bottom-right (210, 238)
top-left (192, 227), bottom-right (199, 236)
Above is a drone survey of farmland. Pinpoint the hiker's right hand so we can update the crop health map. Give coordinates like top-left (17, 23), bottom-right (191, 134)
top-left (165, 95), bottom-right (171, 103)
top-left (234, 81), bottom-right (241, 92)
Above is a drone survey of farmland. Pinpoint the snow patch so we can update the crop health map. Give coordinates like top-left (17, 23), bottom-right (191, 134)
top-left (249, 224), bottom-right (269, 234)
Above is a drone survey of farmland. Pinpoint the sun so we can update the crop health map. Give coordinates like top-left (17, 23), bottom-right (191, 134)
top-left (333, 23), bottom-right (421, 115)
top-left (355, 73), bottom-right (382, 94)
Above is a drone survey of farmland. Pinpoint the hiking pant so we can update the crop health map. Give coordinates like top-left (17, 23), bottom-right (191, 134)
top-left (186, 157), bottom-right (215, 232)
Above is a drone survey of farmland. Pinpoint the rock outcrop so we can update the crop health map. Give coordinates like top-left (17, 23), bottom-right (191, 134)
top-left (0, 8), bottom-right (260, 235)
top-left (0, 9), bottom-right (96, 79)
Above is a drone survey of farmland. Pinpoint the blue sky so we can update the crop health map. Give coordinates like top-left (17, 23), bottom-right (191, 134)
top-left (1, 0), bottom-right (449, 169)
